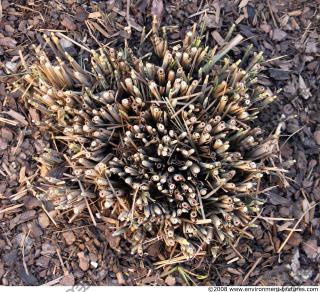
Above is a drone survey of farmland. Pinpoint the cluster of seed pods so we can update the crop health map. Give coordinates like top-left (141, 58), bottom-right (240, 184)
top-left (17, 21), bottom-right (279, 260)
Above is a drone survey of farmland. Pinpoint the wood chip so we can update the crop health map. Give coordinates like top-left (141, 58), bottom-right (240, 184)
top-left (62, 231), bottom-right (76, 245)
top-left (88, 11), bottom-right (101, 19)
top-left (165, 275), bottom-right (176, 286)
top-left (77, 251), bottom-right (90, 271)
top-left (303, 239), bottom-right (320, 260)
top-left (116, 271), bottom-right (126, 285)
top-left (0, 37), bottom-right (17, 48)
top-left (212, 31), bottom-right (225, 46)
top-left (29, 108), bottom-right (40, 123)
top-left (59, 274), bottom-right (75, 286)
top-left (4, 109), bottom-right (28, 126)
top-left (38, 212), bottom-right (50, 229)
top-left (61, 15), bottom-right (77, 31)
top-left (288, 10), bottom-right (302, 16)
top-left (239, 0), bottom-right (250, 9)
top-left (272, 28), bottom-right (287, 41)
top-left (313, 130), bottom-right (320, 145)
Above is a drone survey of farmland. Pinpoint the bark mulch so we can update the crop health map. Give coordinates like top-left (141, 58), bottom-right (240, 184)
top-left (0, 0), bottom-right (319, 286)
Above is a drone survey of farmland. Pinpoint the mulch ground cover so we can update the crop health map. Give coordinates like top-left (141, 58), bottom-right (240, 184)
top-left (0, 0), bottom-right (319, 286)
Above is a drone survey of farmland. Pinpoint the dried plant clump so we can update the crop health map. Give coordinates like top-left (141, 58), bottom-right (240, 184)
top-left (16, 21), bottom-right (280, 261)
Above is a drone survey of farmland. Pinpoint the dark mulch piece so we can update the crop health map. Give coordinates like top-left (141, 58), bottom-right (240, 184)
top-left (0, 0), bottom-right (319, 286)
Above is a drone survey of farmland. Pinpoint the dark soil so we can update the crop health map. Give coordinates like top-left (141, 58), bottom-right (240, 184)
top-left (0, 0), bottom-right (319, 286)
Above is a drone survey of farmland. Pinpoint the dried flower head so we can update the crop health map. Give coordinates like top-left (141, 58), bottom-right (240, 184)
top-left (16, 21), bottom-right (280, 261)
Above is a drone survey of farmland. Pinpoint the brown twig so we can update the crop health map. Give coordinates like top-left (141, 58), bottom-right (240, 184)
top-left (41, 203), bottom-right (58, 227)
top-left (56, 248), bottom-right (68, 275)
top-left (40, 276), bottom-right (64, 286)
top-left (0, 203), bottom-right (24, 215)
top-left (267, 0), bottom-right (278, 28)
top-left (22, 230), bottom-right (31, 276)
top-left (277, 202), bottom-right (319, 253)
top-left (242, 257), bottom-right (262, 284)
